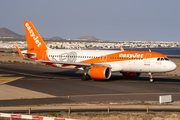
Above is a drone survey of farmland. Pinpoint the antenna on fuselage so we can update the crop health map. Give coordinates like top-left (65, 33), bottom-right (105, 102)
top-left (120, 46), bottom-right (124, 51)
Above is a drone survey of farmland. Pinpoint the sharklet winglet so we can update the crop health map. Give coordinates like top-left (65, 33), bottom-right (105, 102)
top-left (120, 46), bottom-right (124, 51)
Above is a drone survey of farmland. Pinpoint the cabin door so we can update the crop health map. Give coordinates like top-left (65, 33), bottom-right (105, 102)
top-left (144, 53), bottom-right (151, 65)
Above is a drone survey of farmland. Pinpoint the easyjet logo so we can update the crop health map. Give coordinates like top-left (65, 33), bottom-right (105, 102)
top-left (119, 53), bottom-right (144, 58)
top-left (25, 23), bottom-right (41, 47)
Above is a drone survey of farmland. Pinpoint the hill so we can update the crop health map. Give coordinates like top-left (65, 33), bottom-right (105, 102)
top-left (0, 28), bottom-right (24, 39)
top-left (77, 36), bottom-right (99, 41)
top-left (50, 36), bottom-right (63, 40)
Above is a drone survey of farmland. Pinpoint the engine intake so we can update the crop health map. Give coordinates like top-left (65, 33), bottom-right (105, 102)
top-left (88, 66), bottom-right (111, 79)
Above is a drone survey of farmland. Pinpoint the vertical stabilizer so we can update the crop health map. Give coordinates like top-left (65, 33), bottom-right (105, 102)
top-left (24, 21), bottom-right (47, 50)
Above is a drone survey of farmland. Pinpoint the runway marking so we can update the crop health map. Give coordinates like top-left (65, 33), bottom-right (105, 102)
top-left (0, 74), bottom-right (24, 85)
top-left (0, 69), bottom-right (71, 80)
top-left (56, 92), bottom-right (180, 98)
top-left (0, 69), bottom-right (49, 78)
top-left (0, 74), bottom-right (14, 76)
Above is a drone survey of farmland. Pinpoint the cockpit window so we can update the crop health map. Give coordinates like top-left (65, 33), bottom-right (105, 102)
top-left (157, 57), bottom-right (169, 61)
top-left (164, 58), bottom-right (169, 61)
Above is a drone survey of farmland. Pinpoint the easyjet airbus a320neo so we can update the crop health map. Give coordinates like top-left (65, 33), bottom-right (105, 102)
top-left (16, 21), bottom-right (177, 83)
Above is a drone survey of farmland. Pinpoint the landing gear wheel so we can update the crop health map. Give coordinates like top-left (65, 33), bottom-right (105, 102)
top-left (150, 78), bottom-right (154, 83)
top-left (81, 75), bottom-right (87, 81)
top-left (148, 72), bottom-right (154, 83)
top-left (81, 74), bottom-right (91, 81)
top-left (86, 75), bottom-right (90, 80)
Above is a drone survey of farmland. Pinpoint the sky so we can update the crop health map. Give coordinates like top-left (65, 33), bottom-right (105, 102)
top-left (0, 0), bottom-right (180, 41)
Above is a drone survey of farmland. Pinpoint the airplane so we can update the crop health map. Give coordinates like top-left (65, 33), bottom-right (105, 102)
top-left (16, 21), bottom-right (177, 83)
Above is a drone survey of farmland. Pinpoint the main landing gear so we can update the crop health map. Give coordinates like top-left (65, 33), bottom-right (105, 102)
top-left (81, 68), bottom-right (91, 81)
top-left (81, 73), bottom-right (90, 81)
top-left (148, 72), bottom-right (154, 83)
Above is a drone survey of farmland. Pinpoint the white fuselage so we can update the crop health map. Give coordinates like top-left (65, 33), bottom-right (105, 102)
top-left (45, 49), bottom-right (176, 73)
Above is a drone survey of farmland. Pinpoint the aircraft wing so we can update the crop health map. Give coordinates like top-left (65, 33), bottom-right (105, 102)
top-left (36, 60), bottom-right (111, 68)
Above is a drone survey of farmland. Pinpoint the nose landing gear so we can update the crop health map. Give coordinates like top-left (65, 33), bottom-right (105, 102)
top-left (148, 72), bottom-right (153, 83)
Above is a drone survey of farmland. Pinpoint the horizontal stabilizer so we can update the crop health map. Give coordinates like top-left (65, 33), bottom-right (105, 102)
top-left (16, 46), bottom-right (24, 58)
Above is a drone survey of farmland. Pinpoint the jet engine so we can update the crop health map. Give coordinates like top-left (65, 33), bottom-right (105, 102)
top-left (88, 66), bottom-right (111, 79)
top-left (121, 72), bottom-right (141, 77)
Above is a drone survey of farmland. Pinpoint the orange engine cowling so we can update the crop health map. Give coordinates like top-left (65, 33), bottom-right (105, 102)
top-left (88, 66), bottom-right (111, 79)
top-left (121, 72), bottom-right (141, 77)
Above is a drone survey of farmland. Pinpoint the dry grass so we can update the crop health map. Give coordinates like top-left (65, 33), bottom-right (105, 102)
top-left (31, 112), bottom-right (180, 120)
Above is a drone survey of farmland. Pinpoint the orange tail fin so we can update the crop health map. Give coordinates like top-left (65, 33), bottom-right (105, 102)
top-left (24, 21), bottom-right (47, 50)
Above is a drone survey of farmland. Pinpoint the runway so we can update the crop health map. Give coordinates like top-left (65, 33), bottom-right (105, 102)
top-left (0, 62), bottom-right (180, 106)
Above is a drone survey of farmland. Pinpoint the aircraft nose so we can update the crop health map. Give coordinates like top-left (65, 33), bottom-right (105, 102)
top-left (168, 61), bottom-right (177, 72)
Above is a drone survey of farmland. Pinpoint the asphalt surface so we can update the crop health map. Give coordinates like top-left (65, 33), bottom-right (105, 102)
top-left (0, 62), bottom-right (180, 106)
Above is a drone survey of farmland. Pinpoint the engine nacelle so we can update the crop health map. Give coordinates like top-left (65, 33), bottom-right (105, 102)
top-left (121, 72), bottom-right (141, 77)
top-left (88, 66), bottom-right (111, 79)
